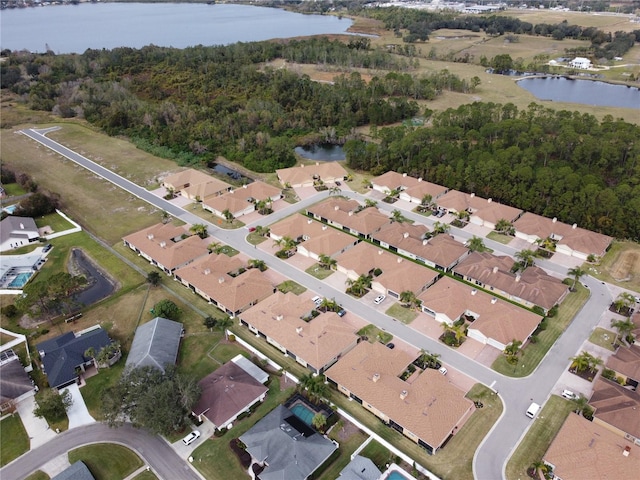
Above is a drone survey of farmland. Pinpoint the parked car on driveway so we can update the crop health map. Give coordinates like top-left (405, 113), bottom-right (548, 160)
top-left (438, 366), bottom-right (448, 375)
top-left (386, 342), bottom-right (395, 349)
top-left (561, 389), bottom-right (577, 400)
top-left (182, 430), bottom-right (201, 445)
top-left (374, 295), bottom-right (386, 305)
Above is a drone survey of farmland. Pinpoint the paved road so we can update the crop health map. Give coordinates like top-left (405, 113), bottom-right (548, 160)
top-left (19, 128), bottom-right (613, 480)
top-left (0, 423), bottom-right (201, 480)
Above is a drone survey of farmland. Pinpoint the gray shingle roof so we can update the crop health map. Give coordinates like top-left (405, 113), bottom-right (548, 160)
top-left (0, 358), bottom-right (34, 404)
top-left (338, 455), bottom-right (382, 480)
top-left (52, 461), bottom-right (95, 480)
top-left (125, 317), bottom-right (183, 372)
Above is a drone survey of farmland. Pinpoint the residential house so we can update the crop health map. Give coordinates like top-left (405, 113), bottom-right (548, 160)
top-left (269, 214), bottom-right (359, 261)
top-left (452, 251), bottom-right (569, 313)
top-left (125, 317), bottom-right (183, 373)
top-left (336, 241), bottom-right (440, 299)
top-left (417, 277), bottom-right (543, 351)
top-left (239, 404), bottom-right (338, 480)
top-left (371, 171), bottom-right (448, 204)
top-left (239, 291), bottom-right (359, 374)
top-left (569, 57), bottom-right (592, 69)
top-left (325, 341), bottom-right (474, 454)
top-left (371, 222), bottom-right (469, 271)
top-left (435, 191), bottom-right (522, 230)
top-left (605, 343), bottom-right (640, 391)
top-left (52, 461), bottom-right (95, 480)
top-left (0, 353), bottom-right (36, 412)
top-left (0, 216), bottom-right (40, 252)
top-left (174, 253), bottom-right (274, 317)
top-left (337, 455), bottom-right (382, 480)
top-left (202, 181), bottom-right (282, 219)
top-left (192, 358), bottom-right (268, 430)
top-left (162, 168), bottom-right (231, 200)
top-left (543, 413), bottom-right (640, 480)
top-left (589, 377), bottom-right (640, 446)
top-left (37, 327), bottom-right (114, 389)
top-left (276, 162), bottom-right (347, 188)
top-left (513, 212), bottom-right (612, 260)
top-left (306, 198), bottom-right (389, 239)
top-left (123, 223), bottom-right (210, 274)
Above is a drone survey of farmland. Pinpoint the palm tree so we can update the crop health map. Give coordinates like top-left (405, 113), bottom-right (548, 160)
top-left (319, 297), bottom-right (339, 313)
top-left (312, 413), bottom-right (327, 432)
top-left (84, 347), bottom-right (98, 371)
top-left (613, 292), bottom-right (635, 314)
top-left (160, 210), bottom-right (171, 224)
top-left (432, 221), bottom-right (450, 235)
top-left (495, 218), bottom-right (514, 235)
top-left (570, 351), bottom-right (601, 373)
top-left (390, 209), bottom-right (408, 223)
top-left (611, 318), bottom-right (635, 345)
top-left (190, 223), bottom-right (209, 239)
top-left (572, 394), bottom-right (589, 415)
top-left (328, 185), bottom-right (341, 196)
top-left (418, 350), bottom-right (441, 369)
top-left (466, 236), bottom-right (487, 252)
top-left (421, 194), bottom-right (433, 207)
top-left (217, 316), bottom-right (234, 340)
top-left (515, 249), bottom-right (536, 269)
top-left (399, 290), bottom-right (417, 309)
top-left (207, 241), bottom-right (222, 254)
top-left (255, 199), bottom-right (267, 214)
top-left (222, 209), bottom-right (235, 223)
top-left (362, 179), bottom-right (372, 189)
top-left (364, 199), bottom-right (377, 208)
top-left (530, 461), bottom-right (549, 479)
top-left (273, 236), bottom-right (296, 252)
top-left (318, 254), bottom-right (337, 271)
top-left (248, 259), bottom-right (267, 272)
top-left (503, 339), bottom-right (522, 365)
top-left (297, 374), bottom-right (328, 403)
top-left (254, 225), bottom-right (269, 237)
top-left (567, 266), bottom-right (587, 291)
top-left (442, 322), bottom-right (466, 346)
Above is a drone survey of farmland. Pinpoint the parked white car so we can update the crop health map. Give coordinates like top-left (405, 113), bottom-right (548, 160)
top-left (374, 295), bottom-right (386, 305)
top-left (561, 389), bottom-right (577, 400)
top-left (182, 430), bottom-right (201, 445)
top-left (438, 366), bottom-right (448, 376)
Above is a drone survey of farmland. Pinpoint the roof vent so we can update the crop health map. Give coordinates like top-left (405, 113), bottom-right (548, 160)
top-left (276, 314), bottom-right (283, 321)
top-left (397, 257), bottom-right (403, 263)
top-left (19, 223), bottom-right (24, 229)
top-left (322, 225), bottom-right (327, 230)
top-left (308, 219), bottom-right (313, 224)
top-left (243, 184), bottom-right (248, 189)
top-left (348, 211), bottom-right (353, 216)
top-left (423, 239), bottom-right (429, 245)
top-left (159, 241), bottom-right (166, 248)
top-left (316, 162), bottom-right (320, 166)
top-left (552, 217), bottom-right (557, 223)
top-left (378, 250), bottom-right (384, 255)
top-left (296, 326), bottom-right (303, 334)
top-left (493, 266), bottom-right (499, 274)
top-left (204, 268), bottom-right (211, 275)
top-left (487, 198), bottom-right (492, 203)
top-left (491, 297), bottom-right (497, 304)
top-left (147, 233), bottom-right (154, 240)
top-left (334, 205), bottom-right (340, 211)
top-left (301, 164), bottom-right (305, 168)
top-left (400, 390), bottom-right (408, 400)
top-left (418, 178), bottom-right (422, 182)
top-left (218, 276), bottom-right (225, 284)
top-left (403, 232), bottom-right (409, 239)
top-left (623, 445), bottom-right (631, 457)
top-left (471, 289), bottom-right (477, 295)
top-left (515, 274), bottom-right (521, 282)
top-left (572, 223), bottom-right (577, 229)
top-left (402, 173), bottom-right (407, 177)
top-left (373, 373), bottom-right (380, 383)
top-left (470, 193), bottom-right (475, 198)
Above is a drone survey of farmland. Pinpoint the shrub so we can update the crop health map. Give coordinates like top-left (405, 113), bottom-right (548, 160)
top-left (601, 368), bottom-right (616, 380)
top-left (1, 304), bottom-right (18, 318)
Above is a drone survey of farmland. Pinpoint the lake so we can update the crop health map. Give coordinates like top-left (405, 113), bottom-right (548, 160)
top-left (295, 144), bottom-right (346, 162)
top-left (0, 3), bottom-right (353, 54)
top-left (517, 77), bottom-right (640, 109)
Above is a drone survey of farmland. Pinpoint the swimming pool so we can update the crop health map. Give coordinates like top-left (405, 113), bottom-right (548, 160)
top-left (386, 471), bottom-right (411, 480)
top-left (3, 205), bottom-right (18, 214)
top-left (290, 403), bottom-right (316, 426)
top-left (9, 272), bottom-right (32, 288)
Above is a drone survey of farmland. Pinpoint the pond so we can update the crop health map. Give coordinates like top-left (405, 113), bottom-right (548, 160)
top-left (517, 77), bottom-right (640, 109)
top-left (71, 249), bottom-right (116, 307)
top-left (207, 162), bottom-right (253, 184)
top-left (294, 144), bottom-right (346, 162)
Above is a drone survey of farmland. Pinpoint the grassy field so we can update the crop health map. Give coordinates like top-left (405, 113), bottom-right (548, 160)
top-left (486, 232), bottom-right (513, 245)
top-left (0, 415), bottom-right (29, 466)
top-left (587, 240), bottom-right (640, 293)
top-left (385, 303), bottom-right (418, 324)
top-left (505, 395), bottom-right (575, 480)
top-left (68, 444), bottom-right (143, 480)
top-left (321, 424), bottom-right (369, 480)
top-left (305, 263), bottom-right (335, 280)
top-left (82, 362), bottom-right (126, 420)
top-left (359, 439), bottom-right (395, 470)
top-left (277, 280), bottom-right (307, 295)
top-left (34, 211), bottom-right (74, 233)
top-left (588, 327), bottom-right (618, 352)
top-left (492, 283), bottom-right (589, 377)
top-left (494, 9), bottom-right (640, 33)
top-left (132, 471), bottom-right (158, 480)
top-left (24, 472), bottom-right (50, 480)
top-left (2, 183), bottom-right (27, 197)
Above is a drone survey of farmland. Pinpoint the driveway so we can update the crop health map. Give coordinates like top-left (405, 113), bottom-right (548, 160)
top-left (65, 383), bottom-right (95, 429)
top-left (15, 395), bottom-right (57, 449)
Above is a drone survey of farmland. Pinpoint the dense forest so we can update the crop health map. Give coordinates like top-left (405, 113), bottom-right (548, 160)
top-left (1, 33), bottom-right (639, 239)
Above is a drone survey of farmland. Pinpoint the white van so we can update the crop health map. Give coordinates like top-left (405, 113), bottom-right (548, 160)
top-left (526, 402), bottom-right (540, 419)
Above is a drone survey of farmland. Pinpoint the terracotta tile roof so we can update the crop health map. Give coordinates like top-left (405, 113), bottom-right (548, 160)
top-left (174, 254), bottom-right (274, 314)
top-left (239, 292), bottom-right (359, 371)
top-left (372, 223), bottom-right (469, 269)
top-left (544, 413), bottom-right (640, 480)
top-left (607, 344), bottom-right (640, 382)
top-left (436, 191), bottom-right (522, 223)
top-left (514, 212), bottom-right (612, 257)
top-left (276, 163), bottom-right (347, 187)
top-left (307, 199), bottom-right (389, 236)
top-left (590, 377), bottom-right (640, 439)
top-left (453, 252), bottom-right (569, 311)
top-left (193, 361), bottom-right (268, 428)
top-left (270, 215), bottom-right (358, 256)
top-left (418, 277), bottom-right (542, 345)
top-left (337, 242), bottom-right (439, 294)
top-left (372, 171), bottom-right (447, 199)
top-left (123, 223), bottom-right (210, 271)
top-left (202, 181), bottom-right (281, 214)
top-left (325, 342), bottom-right (473, 449)
top-left (162, 168), bottom-right (231, 195)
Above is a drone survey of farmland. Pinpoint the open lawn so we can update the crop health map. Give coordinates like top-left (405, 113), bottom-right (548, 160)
top-left (2, 183), bottom-right (27, 197)
top-left (589, 240), bottom-right (640, 293)
top-left (34, 389), bottom-right (69, 432)
top-left (0, 414), bottom-right (29, 467)
top-left (178, 334), bottom-right (223, 381)
top-left (486, 231), bottom-right (514, 245)
top-left (68, 444), bottom-right (143, 480)
top-left (81, 362), bottom-right (125, 420)
top-left (505, 395), bottom-right (575, 480)
top-left (588, 327), bottom-right (618, 352)
top-left (360, 439), bottom-right (395, 471)
top-left (305, 263), bottom-right (335, 280)
top-left (319, 423), bottom-right (369, 480)
top-left (492, 282), bottom-right (589, 377)
top-left (246, 231), bottom-right (269, 245)
top-left (132, 471), bottom-right (158, 480)
top-left (385, 303), bottom-right (418, 324)
top-left (277, 280), bottom-right (307, 295)
top-left (24, 472), bottom-right (50, 480)
top-left (0, 127), bottom-right (160, 245)
top-left (34, 212), bottom-right (74, 233)
top-left (495, 9), bottom-right (640, 33)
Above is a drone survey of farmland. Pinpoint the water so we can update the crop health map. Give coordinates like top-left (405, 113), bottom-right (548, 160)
top-left (1, 3), bottom-right (353, 54)
top-left (295, 144), bottom-right (346, 162)
top-left (2, 205), bottom-right (18, 214)
top-left (72, 249), bottom-right (115, 306)
top-left (208, 163), bottom-right (253, 184)
top-left (290, 403), bottom-right (315, 426)
top-left (386, 471), bottom-right (411, 480)
top-left (9, 272), bottom-right (32, 288)
top-left (517, 77), bottom-right (640, 109)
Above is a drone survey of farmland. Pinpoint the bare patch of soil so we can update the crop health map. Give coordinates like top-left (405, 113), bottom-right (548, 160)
top-left (608, 250), bottom-right (640, 282)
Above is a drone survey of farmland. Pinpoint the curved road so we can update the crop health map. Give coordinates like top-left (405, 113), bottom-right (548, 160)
top-left (19, 128), bottom-right (614, 480)
top-left (1, 423), bottom-right (201, 480)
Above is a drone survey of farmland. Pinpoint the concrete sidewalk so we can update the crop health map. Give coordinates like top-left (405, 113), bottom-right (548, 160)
top-left (65, 383), bottom-right (95, 429)
top-left (16, 396), bottom-right (57, 449)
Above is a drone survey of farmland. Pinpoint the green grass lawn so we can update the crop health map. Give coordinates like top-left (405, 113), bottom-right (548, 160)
top-left (357, 324), bottom-right (393, 344)
top-left (587, 240), bottom-right (640, 293)
top-left (33, 390), bottom-right (69, 432)
top-left (132, 471), bottom-right (158, 480)
top-left (218, 245), bottom-right (239, 257)
top-left (359, 439), bottom-right (396, 470)
top-left (34, 212), bottom-right (74, 233)
top-left (492, 283), bottom-right (589, 377)
top-left (385, 303), bottom-right (418, 324)
top-left (209, 340), bottom-right (248, 364)
top-left (246, 232), bottom-right (268, 245)
top-left (178, 334), bottom-right (222, 381)
top-left (0, 415), bottom-right (29, 466)
top-left (68, 444), bottom-right (143, 480)
top-left (486, 231), bottom-right (513, 245)
top-left (2, 183), bottom-right (28, 197)
top-left (319, 423), bottom-right (368, 480)
top-left (277, 280), bottom-right (306, 295)
top-left (305, 264), bottom-right (335, 280)
top-left (505, 396), bottom-right (575, 480)
top-left (24, 472), bottom-right (50, 480)
top-left (81, 362), bottom-right (125, 420)
top-left (588, 327), bottom-right (618, 352)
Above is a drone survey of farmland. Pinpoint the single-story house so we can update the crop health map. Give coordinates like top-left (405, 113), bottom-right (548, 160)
top-left (239, 291), bottom-right (359, 374)
top-left (192, 359), bottom-right (268, 430)
top-left (606, 344), bottom-right (640, 390)
top-left (162, 168), bottom-right (232, 200)
top-left (37, 327), bottom-right (114, 389)
top-left (123, 223), bottom-right (210, 274)
top-left (337, 455), bottom-right (382, 480)
top-left (435, 191), bottom-right (522, 230)
top-left (174, 253), bottom-right (275, 317)
top-left (276, 162), bottom-right (347, 188)
top-left (452, 251), bottom-right (569, 313)
top-left (52, 461), bottom-right (95, 480)
top-left (569, 57), bottom-right (592, 69)
top-left (371, 223), bottom-right (469, 271)
top-left (269, 214), bottom-right (359, 261)
top-left (417, 277), bottom-right (542, 351)
top-left (336, 241), bottom-right (440, 299)
top-left (325, 341), bottom-right (474, 454)
top-left (202, 181), bottom-right (282, 219)
top-left (543, 413), bottom-right (640, 480)
top-left (306, 198), bottom-right (389, 239)
top-left (239, 404), bottom-right (338, 480)
top-left (513, 212), bottom-right (612, 260)
top-left (126, 317), bottom-right (183, 373)
top-left (370, 171), bottom-right (448, 204)
top-left (590, 377), bottom-right (640, 446)
top-left (0, 216), bottom-right (40, 252)
top-left (0, 353), bottom-right (36, 412)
